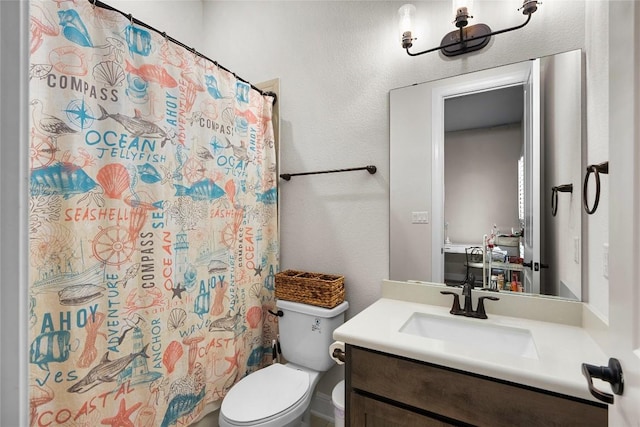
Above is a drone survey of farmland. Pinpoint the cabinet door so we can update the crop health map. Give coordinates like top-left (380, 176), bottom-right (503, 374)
top-left (350, 393), bottom-right (455, 427)
top-left (349, 346), bottom-right (607, 426)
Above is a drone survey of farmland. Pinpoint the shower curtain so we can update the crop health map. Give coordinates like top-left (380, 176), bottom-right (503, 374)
top-left (28, 1), bottom-right (279, 425)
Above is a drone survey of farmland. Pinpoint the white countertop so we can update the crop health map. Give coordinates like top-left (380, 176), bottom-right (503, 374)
top-left (333, 297), bottom-right (608, 403)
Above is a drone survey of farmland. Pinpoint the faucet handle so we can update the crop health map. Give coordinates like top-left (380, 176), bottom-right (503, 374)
top-left (475, 296), bottom-right (500, 319)
top-left (440, 291), bottom-right (463, 315)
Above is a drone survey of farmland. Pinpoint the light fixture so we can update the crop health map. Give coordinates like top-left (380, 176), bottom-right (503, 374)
top-left (399, 0), bottom-right (541, 57)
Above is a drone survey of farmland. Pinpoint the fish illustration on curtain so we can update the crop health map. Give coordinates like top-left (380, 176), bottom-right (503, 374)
top-left (28, 1), bottom-right (279, 426)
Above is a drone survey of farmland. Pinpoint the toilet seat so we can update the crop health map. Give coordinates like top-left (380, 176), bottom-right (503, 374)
top-left (220, 363), bottom-right (310, 425)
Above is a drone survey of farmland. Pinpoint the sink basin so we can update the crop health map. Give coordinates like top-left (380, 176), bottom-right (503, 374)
top-left (399, 312), bottom-right (538, 359)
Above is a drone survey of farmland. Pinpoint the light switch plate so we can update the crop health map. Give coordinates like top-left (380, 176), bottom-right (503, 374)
top-left (411, 211), bottom-right (429, 224)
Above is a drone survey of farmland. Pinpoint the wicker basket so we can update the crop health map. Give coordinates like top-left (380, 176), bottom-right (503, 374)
top-left (275, 270), bottom-right (345, 308)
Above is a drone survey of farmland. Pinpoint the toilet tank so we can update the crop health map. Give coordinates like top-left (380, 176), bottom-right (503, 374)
top-left (276, 300), bottom-right (349, 372)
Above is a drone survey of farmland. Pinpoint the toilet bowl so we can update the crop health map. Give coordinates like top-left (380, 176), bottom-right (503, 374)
top-left (219, 363), bottom-right (320, 427)
top-left (219, 299), bottom-right (349, 427)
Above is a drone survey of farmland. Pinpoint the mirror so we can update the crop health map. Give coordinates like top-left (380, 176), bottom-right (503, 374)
top-left (389, 49), bottom-right (583, 300)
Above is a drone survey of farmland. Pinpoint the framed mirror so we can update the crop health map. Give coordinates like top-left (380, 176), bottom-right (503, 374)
top-left (389, 49), bottom-right (583, 300)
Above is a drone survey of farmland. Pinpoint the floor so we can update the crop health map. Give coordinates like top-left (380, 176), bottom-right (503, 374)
top-left (195, 412), bottom-right (335, 427)
top-left (311, 413), bottom-right (335, 427)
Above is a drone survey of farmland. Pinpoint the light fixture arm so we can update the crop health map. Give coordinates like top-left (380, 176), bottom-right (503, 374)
top-left (405, 12), bottom-right (532, 57)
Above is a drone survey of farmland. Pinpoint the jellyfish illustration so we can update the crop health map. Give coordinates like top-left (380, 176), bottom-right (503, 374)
top-left (96, 163), bottom-right (130, 199)
top-left (180, 70), bottom-right (206, 113)
top-left (128, 206), bottom-right (148, 240)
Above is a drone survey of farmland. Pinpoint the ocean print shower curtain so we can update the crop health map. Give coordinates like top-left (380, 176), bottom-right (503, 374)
top-left (28, 1), bottom-right (278, 425)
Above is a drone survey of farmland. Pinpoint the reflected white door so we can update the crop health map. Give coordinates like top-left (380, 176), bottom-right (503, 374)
top-left (522, 59), bottom-right (541, 293)
top-left (605, 1), bottom-right (640, 423)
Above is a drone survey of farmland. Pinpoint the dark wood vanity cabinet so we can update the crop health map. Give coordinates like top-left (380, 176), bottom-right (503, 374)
top-left (345, 345), bottom-right (607, 427)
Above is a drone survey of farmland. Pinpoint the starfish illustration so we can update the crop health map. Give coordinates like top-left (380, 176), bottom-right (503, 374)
top-left (171, 283), bottom-right (186, 299)
top-left (100, 398), bottom-right (142, 427)
top-left (223, 349), bottom-right (241, 375)
top-left (253, 265), bottom-right (263, 277)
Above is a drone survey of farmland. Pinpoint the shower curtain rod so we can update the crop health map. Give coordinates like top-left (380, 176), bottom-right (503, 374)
top-left (88, 0), bottom-right (277, 104)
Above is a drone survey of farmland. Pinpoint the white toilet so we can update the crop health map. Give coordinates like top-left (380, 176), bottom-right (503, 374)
top-left (219, 299), bottom-right (349, 427)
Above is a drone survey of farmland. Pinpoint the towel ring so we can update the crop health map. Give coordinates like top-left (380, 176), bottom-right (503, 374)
top-left (583, 162), bottom-right (609, 215)
top-left (551, 184), bottom-right (573, 217)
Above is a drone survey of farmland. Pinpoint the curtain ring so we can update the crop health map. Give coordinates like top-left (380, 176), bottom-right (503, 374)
top-left (192, 47), bottom-right (197, 60)
top-left (91, 0), bottom-right (96, 9)
top-left (161, 32), bottom-right (168, 45)
top-left (128, 13), bottom-right (133, 26)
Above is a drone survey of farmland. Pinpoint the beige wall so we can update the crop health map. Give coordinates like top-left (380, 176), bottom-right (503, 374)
top-left (445, 124), bottom-right (522, 245)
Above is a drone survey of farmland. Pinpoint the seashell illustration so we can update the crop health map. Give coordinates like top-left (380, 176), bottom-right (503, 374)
top-left (205, 75), bottom-right (223, 99)
top-left (224, 179), bottom-right (236, 206)
top-left (57, 10), bottom-right (93, 47)
top-left (221, 107), bottom-right (235, 125)
top-left (93, 61), bottom-right (125, 87)
top-left (96, 163), bottom-right (129, 199)
top-left (246, 306), bottom-right (262, 329)
top-left (162, 340), bottom-right (184, 374)
top-left (167, 308), bottom-right (187, 332)
top-left (137, 163), bottom-right (162, 184)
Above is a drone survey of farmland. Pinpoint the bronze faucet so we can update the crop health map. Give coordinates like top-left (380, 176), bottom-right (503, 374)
top-left (441, 283), bottom-right (499, 319)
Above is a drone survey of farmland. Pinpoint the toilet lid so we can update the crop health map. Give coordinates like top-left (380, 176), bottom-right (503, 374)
top-left (221, 364), bottom-right (310, 423)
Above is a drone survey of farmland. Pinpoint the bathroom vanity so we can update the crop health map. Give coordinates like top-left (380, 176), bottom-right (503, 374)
top-left (346, 346), bottom-right (606, 426)
top-left (334, 281), bottom-right (609, 426)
